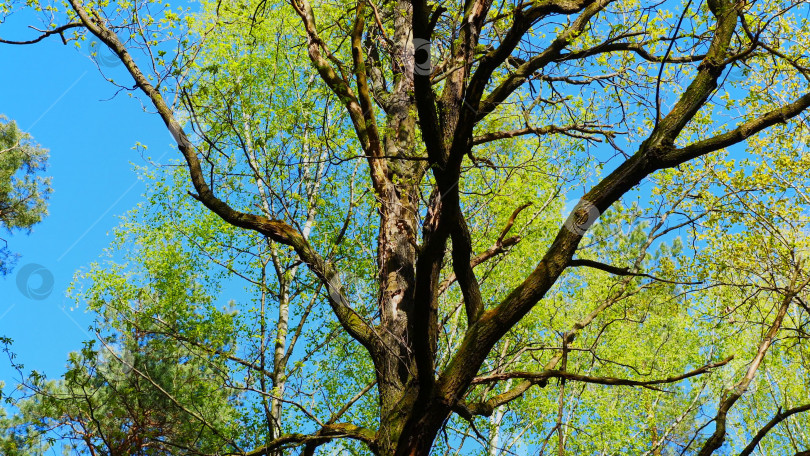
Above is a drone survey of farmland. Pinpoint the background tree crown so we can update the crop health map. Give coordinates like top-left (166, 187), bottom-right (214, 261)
top-left (0, 116), bottom-right (50, 275)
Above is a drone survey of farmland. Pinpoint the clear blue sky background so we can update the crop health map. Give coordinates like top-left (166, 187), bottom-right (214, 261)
top-left (0, 19), bottom-right (175, 384)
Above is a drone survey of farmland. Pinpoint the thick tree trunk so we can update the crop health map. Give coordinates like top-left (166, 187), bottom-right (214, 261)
top-left (392, 403), bottom-right (452, 456)
top-left (372, 48), bottom-right (434, 456)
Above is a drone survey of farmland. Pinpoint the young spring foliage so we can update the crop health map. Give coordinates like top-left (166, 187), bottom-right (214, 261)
top-left (2, 0), bottom-right (810, 454)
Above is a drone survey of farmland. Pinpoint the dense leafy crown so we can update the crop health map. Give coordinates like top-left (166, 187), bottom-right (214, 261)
top-left (2, 0), bottom-right (810, 454)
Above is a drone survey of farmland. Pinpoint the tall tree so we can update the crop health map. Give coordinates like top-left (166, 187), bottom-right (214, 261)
top-left (0, 117), bottom-right (50, 275)
top-left (3, 0), bottom-right (810, 454)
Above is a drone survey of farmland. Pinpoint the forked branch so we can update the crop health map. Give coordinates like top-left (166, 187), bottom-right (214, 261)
top-left (465, 356), bottom-right (733, 416)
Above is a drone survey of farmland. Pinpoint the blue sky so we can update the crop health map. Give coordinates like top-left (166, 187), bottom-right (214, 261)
top-left (0, 24), bottom-right (175, 383)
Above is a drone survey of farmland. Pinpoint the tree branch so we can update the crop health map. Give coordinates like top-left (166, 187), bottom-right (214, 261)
top-left (471, 356), bottom-right (733, 386)
top-left (437, 202), bottom-right (530, 296)
top-left (472, 124), bottom-right (615, 145)
top-left (0, 23), bottom-right (83, 45)
top-left (738, 403), bottom-right (810, 456)
top-left (326, 380), bottom-right (378, 425)
top-left (465, 356), bottom-right (732, 416)
top-left (696, 272), bottom-right (809, 456)
top-left (438, 0), bottom-right (744, 405)
top-left (558, 41), bottom-right (706, 63)
top-left (290, 0), bottom-right (389, 193)
top-left (473, 0), bottom-right (612, 122)
top-left (569, 258), bottom-right (703, 285)
top-left (661, 91), bottom-right (810, 167)
top-left (243, 422), bottom-right (378, 456)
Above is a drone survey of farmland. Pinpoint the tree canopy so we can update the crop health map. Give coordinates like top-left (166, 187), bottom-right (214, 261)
top-left (2, 0), bottom-right (810, 454)
top-left (0, 117), bottom-right (50, 275)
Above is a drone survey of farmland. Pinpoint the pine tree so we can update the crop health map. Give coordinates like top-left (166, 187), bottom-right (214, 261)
top-left (0, 117), bottom-right (50, 275)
